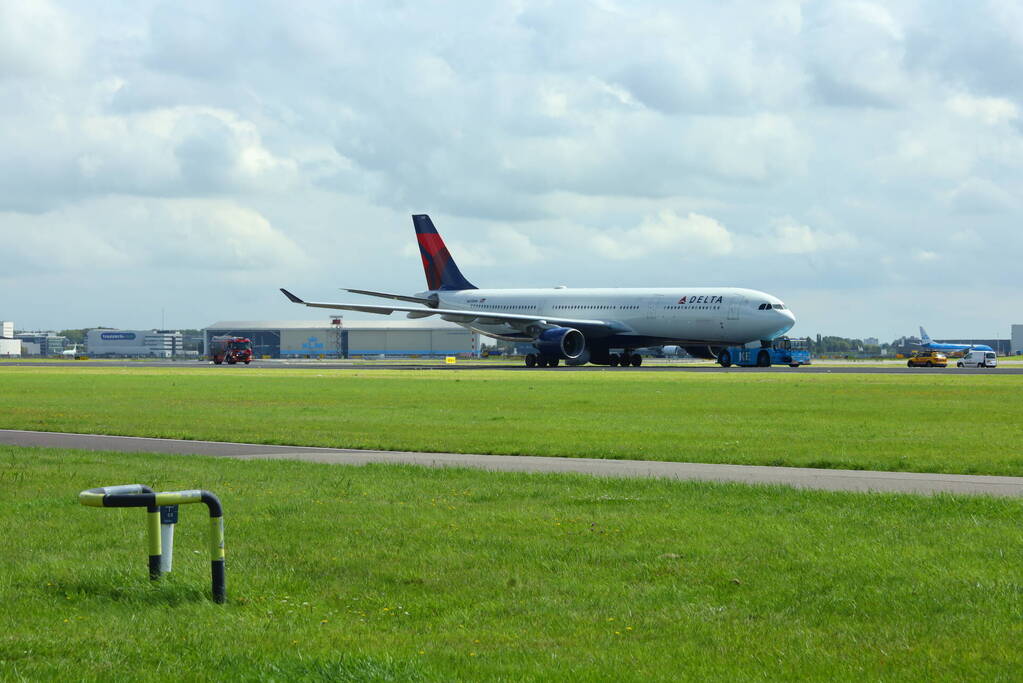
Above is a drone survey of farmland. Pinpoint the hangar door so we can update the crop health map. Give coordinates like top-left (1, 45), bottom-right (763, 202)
top-left (281, 329), bottom-right (347, 357)
top-left (349, 331), bottom-right (387, 355)
top-left (433, 329), bottom-right (473, 354)
top-left (389, 331), bottom-right (433, 354)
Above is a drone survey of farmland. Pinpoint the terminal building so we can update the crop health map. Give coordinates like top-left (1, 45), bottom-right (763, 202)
top-left (1013, 325), bottom-right (1023, 355)
top-left (0, 321), bottom-right (18, 357)
top-left (86, 329), bottom-right (184, 357)
top-left (14, 331), bottom-right (67, 356)
top-left (202, 319), bottom-right (475, 358)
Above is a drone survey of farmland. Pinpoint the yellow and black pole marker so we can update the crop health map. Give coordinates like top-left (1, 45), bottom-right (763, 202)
top-left (79, 484), bottom-right (226, 603)
top-left (153, 489), bottom-right (226, 604)
top-left (79, 484), bottom-right (162, 578)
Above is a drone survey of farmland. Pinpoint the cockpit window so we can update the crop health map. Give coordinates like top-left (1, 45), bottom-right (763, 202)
top-left (772, 303), bottom-right (785, 310)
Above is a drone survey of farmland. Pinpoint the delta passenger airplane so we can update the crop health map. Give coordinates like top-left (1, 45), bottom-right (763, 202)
top-left (281, 214), bottom-right (796, 367)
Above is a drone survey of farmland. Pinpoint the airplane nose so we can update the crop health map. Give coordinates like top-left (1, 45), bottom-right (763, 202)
top-left (772, 308), bottom-right (795, 337)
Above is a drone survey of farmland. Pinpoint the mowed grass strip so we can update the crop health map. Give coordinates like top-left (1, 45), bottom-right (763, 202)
top-left (2, 446), bottom-right (1022, 680)
top-left (1, 366), bottom-right (1022, 475)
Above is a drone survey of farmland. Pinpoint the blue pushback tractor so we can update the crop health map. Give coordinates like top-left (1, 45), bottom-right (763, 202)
top-left (717, 337), bottom-right (811, 368)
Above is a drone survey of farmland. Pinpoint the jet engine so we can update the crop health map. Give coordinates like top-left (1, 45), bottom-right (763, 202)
top-left (536, 327), bottom-right (586, 360)
top-left (683, 345), bottom-right (724, 360)
top-left (565, 349), bottom-right (591, 366)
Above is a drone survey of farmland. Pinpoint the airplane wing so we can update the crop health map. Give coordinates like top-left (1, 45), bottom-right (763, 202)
top-left (280, 289), bottom-right (627, 336)
top-left (342, 288), bottom-right (435, 305)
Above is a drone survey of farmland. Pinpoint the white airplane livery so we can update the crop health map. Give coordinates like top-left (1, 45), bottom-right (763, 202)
top-left (281, 214), bottom-right (796, 367)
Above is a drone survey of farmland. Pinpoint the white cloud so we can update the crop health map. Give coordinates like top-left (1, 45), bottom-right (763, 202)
top-left (0, 94), bottom-right (299, 211)
top-left (489, 227), bottom-right (545, 263)
top-left (588, 210), bottom-right (734, 260)
top-left (946, 177), bottom-right (1015, 213)
top-left (0, 0), bottom-right (81, 80)
top-left (2, 0), bottom-right (1023, 337)
top-left (949, 228), bottom-right (984, 249)
top-left (444, 226), bottom-right (546, 268)
top-left (806, 1), bottom-right (909, 107)
top-left (761, 217), bottom-right (858, 254)
top-left (946, 94), bottom-right (1019, 125)
top-left (1, 197), bottom-right (308, 275)
top-left (443, 240), bottom-right (497, 267)
top-left (150, 199), bottom-right (308, 270)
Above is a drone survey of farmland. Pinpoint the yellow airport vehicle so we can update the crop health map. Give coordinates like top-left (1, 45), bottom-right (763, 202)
top-left (907, 351), bottom-right (947, 368)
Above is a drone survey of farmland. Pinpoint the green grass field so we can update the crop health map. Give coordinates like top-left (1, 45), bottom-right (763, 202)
top-left (1, 366), bottom-right (1022, 476)
top-left (3, 446), bottom-right (1023, 680)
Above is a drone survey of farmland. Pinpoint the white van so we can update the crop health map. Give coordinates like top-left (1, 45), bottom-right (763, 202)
top-left (957, 349), bottom-right (997, 368)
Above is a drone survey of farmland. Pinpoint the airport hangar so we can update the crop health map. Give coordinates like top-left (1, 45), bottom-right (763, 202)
top-left (203, 319), bottom-right (476, 359)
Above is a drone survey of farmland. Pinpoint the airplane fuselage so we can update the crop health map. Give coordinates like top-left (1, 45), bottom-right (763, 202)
top-left (917, 341), bottom-right (994, 352)
top-left (428, 286), bottom-right (795, 348)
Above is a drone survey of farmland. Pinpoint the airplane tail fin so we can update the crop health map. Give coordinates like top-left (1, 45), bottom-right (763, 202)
top-left (413, 214), bottom-right (476, 291)
top-left (919, 326), bottom-right (932, 343)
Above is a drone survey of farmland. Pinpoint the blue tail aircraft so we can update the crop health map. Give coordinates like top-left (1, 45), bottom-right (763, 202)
top-left (917, 327), bottom-right (992, 352)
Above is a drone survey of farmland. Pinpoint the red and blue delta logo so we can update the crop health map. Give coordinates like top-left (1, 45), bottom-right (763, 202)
top-left (677, 295), bottom-right (723, 305)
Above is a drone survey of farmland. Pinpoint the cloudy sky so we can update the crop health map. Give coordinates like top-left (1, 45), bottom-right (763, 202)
top-left (3, 0), bottom-right (1021, 340)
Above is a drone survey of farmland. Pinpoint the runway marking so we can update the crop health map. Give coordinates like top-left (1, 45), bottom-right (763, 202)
top-left (4, 429), bottom-right (1023, 497)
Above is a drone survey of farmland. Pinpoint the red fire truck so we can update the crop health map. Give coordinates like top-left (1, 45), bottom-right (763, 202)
top-left (210, 336), bottom-right (253, 365)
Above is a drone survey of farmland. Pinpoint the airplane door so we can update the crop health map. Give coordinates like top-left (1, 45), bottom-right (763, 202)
top-left (646, 295), bottom-right (665, 320)
top-left (727, 296), bottom-right (744, 320)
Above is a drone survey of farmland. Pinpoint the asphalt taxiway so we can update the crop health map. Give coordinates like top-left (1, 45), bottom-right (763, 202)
top-left (4, 429), bottom-right (1023, 497)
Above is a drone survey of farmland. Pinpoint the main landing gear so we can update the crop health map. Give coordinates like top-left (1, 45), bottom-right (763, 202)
top-left (524, 353), bottom-right (560, 368)
top-left (609, 351), bottom-right (642, 367)
top-left (523, 351), bottom-right (642, 368)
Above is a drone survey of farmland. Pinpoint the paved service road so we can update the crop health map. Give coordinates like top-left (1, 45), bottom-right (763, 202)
top-left (3, 360), bottom-right (1022, 374)
top-left (5, 429), bottom-right (1023, 498)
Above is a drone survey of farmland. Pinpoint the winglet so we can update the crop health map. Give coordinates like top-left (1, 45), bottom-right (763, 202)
top-left (280, 288), bottom-right (305, 304)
